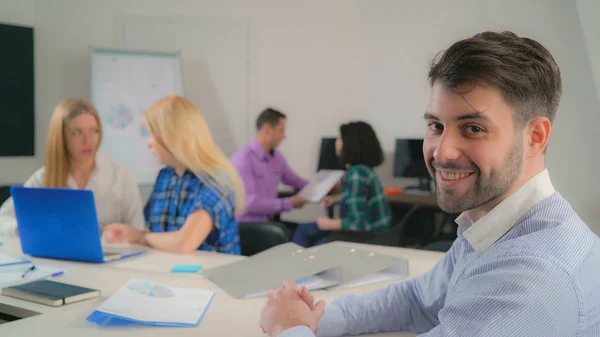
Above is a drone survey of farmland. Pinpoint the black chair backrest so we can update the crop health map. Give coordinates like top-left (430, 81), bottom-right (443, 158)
top-left (317, 138), bottom-right (345, 171)
top-left (327, 204), bottom-right (420, 247)
top-left (238, 222), bottom-right (290, 256)
top-left (327, 217), bottom-right (409, 246)
top-left (0, 186), bottom-right (11, 205)
top-left (422, 240), bottom-right (454, 252)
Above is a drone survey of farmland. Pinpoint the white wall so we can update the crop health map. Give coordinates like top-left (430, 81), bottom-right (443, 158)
top-left (0, 0), bottom-right (34, 25)
top-left (354, 0), bottom-right (600, 236)
top-left (0, 0), bottom-right (40, 184)
top-left (577, 0), bottom-right (600, 104)
top-left (2, 0), bottom-right (599, 233)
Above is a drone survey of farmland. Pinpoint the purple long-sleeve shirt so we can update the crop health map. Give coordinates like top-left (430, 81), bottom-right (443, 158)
top-left (231, 139), bottom-right (309, 222)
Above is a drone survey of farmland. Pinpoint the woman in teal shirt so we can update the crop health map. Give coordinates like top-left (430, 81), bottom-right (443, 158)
top-left (292, 121), bottom-right (392, 247)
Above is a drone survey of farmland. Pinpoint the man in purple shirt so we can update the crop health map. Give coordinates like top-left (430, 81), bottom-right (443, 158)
top-left (231, 108), bottom-right (309, 229)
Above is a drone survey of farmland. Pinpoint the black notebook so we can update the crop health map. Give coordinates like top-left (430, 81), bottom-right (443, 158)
top-left (1, 280), bottom-right (100, 307)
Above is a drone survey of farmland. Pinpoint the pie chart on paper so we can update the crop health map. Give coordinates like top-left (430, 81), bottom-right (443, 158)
top-left (105, 102), bottom-right (134, 129)
top-left (139, 123), bottom-right (150, 137)
top-left (126, 280), bottom-right (175, 299)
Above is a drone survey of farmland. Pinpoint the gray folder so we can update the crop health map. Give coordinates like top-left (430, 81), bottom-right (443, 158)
top-left (202, 242), bottom-right (341, 298)
top-left (203, 242), bottom-right (409, 298)
top-left (309, 242), bottom-right (409, 290)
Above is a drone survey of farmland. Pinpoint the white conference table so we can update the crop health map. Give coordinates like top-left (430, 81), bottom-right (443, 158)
top-left (0, 237), bottom-right (445, 337)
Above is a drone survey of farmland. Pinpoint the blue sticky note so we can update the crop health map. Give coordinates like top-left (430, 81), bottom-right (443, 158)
top-left (171, 265), bottom-right (203, 273)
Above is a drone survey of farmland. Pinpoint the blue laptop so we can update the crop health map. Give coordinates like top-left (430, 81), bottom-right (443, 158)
top-left (11, 186), bottom-right (146, 263)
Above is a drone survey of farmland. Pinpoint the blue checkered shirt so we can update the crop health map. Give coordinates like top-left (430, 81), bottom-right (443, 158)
top-left (144, 167), bottom-right (241, 255)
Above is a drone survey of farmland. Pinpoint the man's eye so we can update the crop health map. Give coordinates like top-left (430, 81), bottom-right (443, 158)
top-left (428, 123), bottom-right (443, 132)
top-left (464, 125), bottom-right (484, 134)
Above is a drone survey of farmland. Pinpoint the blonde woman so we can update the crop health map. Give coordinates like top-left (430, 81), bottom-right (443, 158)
top-left (102, 95), bottom-right (245, 255)
top-left (0, 99), bottom-right (145, 236)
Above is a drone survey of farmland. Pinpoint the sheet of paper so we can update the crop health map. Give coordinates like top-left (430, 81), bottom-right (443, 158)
top-left (0, 264), bottom-right (64, 288)
top-left (244, 268), bottom-right (341, 298)
top-left (331, 263), bottom-right (408, 289)
top-left (298, 170), bottom-right (345, 203)
top-left (95, 279), bottom-right (215, 325)
top-left (0, 254), bottom-right (30, 267)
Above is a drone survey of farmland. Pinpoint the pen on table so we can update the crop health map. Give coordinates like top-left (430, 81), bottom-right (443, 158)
top-left (21, 265), bottom-right (36, 278)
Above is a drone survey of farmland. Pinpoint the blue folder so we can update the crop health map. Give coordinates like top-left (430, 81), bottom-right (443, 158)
top-left (85, 292), bottom-right (216, 327)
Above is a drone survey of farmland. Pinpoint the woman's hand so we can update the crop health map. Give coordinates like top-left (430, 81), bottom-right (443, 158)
top-left (102, 224), bottom-right (144, 243)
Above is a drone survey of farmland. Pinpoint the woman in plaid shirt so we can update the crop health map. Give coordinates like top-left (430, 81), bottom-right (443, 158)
top-left (291, 121), bottom-right (392, 247)
top-left (102, 95), bottom-right (245, 255)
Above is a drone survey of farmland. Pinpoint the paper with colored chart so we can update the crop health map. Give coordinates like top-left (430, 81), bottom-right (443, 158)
top-left (87, 279), bottom-right (215, 327)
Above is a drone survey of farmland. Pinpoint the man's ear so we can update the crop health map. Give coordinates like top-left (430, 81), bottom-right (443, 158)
top-left (526, 116), bottom-right (551, 157)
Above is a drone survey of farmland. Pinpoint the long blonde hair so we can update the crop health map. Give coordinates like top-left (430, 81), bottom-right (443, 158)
top-left (43, 99), bottom-right (102, 187)
top-left (143, 95), bottom-right (245, 214)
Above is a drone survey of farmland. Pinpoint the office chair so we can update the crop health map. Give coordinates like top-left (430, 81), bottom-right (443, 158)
top-left (0, 186), bottom-right (10, 205)
top-left (238, 222), bottom-right (291, 256)
top-left (327, 205), bottom-right (420, 247)
top-left (422, 240), bottom-right (454, 252)
top-left (317, 138), bottom-right (345, 171)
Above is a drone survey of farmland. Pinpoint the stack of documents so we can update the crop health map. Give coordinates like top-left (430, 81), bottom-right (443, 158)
top-left (0, 253), bottom-right (30, 267)
top-left (87, 279), bottom-right (215, 327)
top-left (0, 254), bottom-right (64, 288)
top-left (203, 242), bottom-right (409, 298)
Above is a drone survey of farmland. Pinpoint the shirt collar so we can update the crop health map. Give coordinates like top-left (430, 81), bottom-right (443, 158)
top-left (250, 138), bottom-right (274, 161)
top-left (66, 151), bottom-right (106, 188)
top-left (165, 165), bottom-right (194, 178)
top-left (457, 169), bottom-right (555, 254)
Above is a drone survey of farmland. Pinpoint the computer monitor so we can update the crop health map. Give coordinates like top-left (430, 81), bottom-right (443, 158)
top-left (393, 138), bottom-right (432, 192)
top-left (317, 138), bottom-right (345, 171)
top-left (0, 23), bottom-right (34, 156)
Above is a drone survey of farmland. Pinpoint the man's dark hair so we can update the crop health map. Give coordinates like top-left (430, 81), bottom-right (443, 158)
top-left (339, 121), bottom-right (384, 168)
top-left (428, 31), bottom-right (562, 128)
top-left (256, 108), bottom-right (286, 131)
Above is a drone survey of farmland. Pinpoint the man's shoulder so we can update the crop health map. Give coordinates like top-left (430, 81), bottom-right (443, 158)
top-left (495, 193), bottom-right (600, 274)
top-left (231, 142), bottom-right (258, 164)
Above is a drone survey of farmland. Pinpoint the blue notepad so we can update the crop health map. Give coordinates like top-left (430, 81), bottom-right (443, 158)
top-left (171, 264), bottom-right (203, 273)
top-left (86, 279), bottom-right (215, 327)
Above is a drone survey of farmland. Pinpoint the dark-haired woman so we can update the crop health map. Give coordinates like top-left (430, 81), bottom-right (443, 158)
top-left (291, 121), bottom-right (392, 247)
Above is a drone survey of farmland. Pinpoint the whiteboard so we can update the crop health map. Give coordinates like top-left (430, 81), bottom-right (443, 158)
top-left (116, 15), bottom-right (250, 157)
top-left (90, 47), bottom-right (184, 184)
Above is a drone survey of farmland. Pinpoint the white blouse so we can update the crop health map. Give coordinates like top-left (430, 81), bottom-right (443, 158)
top-left (0, 152), bottom-right (145, 236)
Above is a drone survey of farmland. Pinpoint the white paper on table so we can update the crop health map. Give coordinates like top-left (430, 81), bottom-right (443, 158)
top-left (0, 254), bottom-right (30, 267)
top-left (95, 279), bottom-right (215, 325)
top-left (298, 170), bottom-right (345, 203)
top-left (0, 264), bottom-right (65, 288)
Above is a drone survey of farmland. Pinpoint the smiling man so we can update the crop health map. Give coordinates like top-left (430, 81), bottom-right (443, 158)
top-left (260, 31), bottom-right (600, 337)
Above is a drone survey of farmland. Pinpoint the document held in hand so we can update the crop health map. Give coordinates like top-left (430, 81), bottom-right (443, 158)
top-left (298, 170), bottom-right (345, 203)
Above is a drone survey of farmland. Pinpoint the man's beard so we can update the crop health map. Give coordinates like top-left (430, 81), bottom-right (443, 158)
top-left (433, 139), bottom-right (523, 214)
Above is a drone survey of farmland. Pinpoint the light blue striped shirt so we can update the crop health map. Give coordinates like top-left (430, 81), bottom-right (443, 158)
top-left (280, 169), bottom-right (600, 337)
